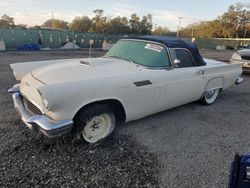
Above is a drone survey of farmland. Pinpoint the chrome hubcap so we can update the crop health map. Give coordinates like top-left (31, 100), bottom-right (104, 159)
top-left (204, 89), bottom-right (219, 104)
top-left (206, 90), bottom-right (215, 99)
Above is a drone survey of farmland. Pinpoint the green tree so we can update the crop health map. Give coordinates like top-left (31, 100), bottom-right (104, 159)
top-left (16, 24), bottom-right (27, 29)
top-left (129, 14), bottom-right (141, 34)
top-left (0, 14), bottom-right (14, 26)
top-left (69, 16), bottom-right (92, 32)
top-left (182, 20), bottom-right (223, 38)
top-left (180, 3), bottom-right (250, 38)
top-left (29, 25), bottom-right (42, 29)
top-left (220, 3), bottom-right (247, 38)
top-left (107, 16), bottom-right (130, 34)
top-left (90, 9), bottom-right (108, 33)
top-left (140, 14), bottom-right (153, 34)
top-left (152, 26), bottom-right (170, 35)
top-left (42, 19), bottom-right (68, 29)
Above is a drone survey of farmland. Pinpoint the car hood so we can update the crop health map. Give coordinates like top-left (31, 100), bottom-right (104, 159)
top-left (32, 57), bottom-right (138, 85)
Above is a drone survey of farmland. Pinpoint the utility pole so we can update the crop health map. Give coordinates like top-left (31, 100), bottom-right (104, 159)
top-left (191, 27), bottom-right (194, 38)
top-left (176, 16), bottom-right (183, 38)
top-left (154, 24), bottom-right (157, 31)
top-left (52, 12), bottom-right (54, 29)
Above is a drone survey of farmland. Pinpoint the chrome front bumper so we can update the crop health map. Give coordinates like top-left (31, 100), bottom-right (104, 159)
top-left (9, 85), bottom-right (73, 138)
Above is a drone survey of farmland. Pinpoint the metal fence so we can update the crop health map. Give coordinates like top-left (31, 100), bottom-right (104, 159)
top-left (194, 38), bottom-right (250, 49)
top-left (0, 27), bottom-right (250, 50)
top-left (0, 28), bottom-right (122, 49)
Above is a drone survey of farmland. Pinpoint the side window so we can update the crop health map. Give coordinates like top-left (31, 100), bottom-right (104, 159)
top-left (172, 49), bottom-right (195, 68)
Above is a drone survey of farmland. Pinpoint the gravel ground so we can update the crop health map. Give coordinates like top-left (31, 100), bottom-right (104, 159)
top-left (0, 49), bottom-right (249, 188)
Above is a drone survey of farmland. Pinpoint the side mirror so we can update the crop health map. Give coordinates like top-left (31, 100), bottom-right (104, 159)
top-left (174, 59), bottom-right (181, 67)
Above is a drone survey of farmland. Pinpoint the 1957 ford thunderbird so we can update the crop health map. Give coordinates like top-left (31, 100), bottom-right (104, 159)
top-left (8, 36), bottom-right (243, 143)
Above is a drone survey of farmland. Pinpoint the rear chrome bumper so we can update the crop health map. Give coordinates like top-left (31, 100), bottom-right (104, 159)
top-left (235, 77), bottom-right (244, 85)
top-left (9, 85), bottom-right (73, 138)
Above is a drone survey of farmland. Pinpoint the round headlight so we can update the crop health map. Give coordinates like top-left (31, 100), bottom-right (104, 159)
top-left (37, 88), bottom-right (53, 110)
top-left (42, 98), bottom-right (49, 109)
top-left (232, 53), bottom-right (241, 60)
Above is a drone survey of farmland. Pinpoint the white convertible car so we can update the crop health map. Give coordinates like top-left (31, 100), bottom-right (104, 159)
top-left (9, 36), bottom-right (243, 143)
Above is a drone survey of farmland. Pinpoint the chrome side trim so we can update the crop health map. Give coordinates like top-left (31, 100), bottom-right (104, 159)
top-left (235, 77), bottom-right (244, 85)
top-left (11, 92), bottom-right (73, 138)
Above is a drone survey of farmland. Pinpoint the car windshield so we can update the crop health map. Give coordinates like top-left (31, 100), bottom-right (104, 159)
top-left (104, 40), bottom-right (171, 67)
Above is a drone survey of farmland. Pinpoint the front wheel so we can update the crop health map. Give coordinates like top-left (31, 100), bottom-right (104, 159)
top-left (73, 104), bottom-right (115, 144)
top-left (200, 89), bottom-right (220, 105)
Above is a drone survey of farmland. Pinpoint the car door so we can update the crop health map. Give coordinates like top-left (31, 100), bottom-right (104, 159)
top-left (165, 48), bottom-right (206, 109)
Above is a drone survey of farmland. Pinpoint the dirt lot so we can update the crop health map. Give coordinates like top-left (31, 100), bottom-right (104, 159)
top-left (0, 49), bottom-right (249, 188)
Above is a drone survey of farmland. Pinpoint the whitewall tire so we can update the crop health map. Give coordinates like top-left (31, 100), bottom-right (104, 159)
top-left (201, 89), bottom-right (220, 105)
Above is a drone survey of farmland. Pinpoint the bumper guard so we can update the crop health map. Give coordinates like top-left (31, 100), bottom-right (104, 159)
top-left (235, 77), bottom-right (244, 85)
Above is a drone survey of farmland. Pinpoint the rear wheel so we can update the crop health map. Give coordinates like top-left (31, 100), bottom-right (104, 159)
top-left (73, 104), bottom-right (115, 144)
top-left (200, 89), bottom-right (220, 105)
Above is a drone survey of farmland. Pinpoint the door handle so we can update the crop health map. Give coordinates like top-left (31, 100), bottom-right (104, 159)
top-left (197, 70), bottom-right (205, 75)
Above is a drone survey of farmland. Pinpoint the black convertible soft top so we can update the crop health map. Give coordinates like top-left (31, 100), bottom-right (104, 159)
top-left (124, 35), bottom-right (206, 66)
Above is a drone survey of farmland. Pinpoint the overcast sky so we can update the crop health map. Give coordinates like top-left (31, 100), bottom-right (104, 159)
top-left (0, 0), bottom-right (249, 31)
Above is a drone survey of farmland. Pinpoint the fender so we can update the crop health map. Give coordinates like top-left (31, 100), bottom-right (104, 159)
top-left (204, 77), bottom-right (224, 91)
top-left (74, 97), bottom-right (127, 121)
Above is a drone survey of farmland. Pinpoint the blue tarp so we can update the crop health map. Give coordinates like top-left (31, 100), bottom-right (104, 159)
top-left (17, 44), bottom-right (41, 51)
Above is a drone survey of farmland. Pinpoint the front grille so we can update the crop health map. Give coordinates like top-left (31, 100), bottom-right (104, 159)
top-left (242, 56), bottom-right (250, 61)
top-left (23, 97), bottom-right (42, 115)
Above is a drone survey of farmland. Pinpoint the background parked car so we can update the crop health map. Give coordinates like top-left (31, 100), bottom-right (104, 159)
top-left (230, 49), bottom-right (250, 74)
